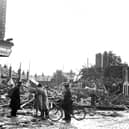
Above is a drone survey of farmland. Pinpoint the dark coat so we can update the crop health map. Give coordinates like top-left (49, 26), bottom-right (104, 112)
top-left (9, 86), bottom-right (20, 110)
top-left (62, 88), bottom-right (72, 112)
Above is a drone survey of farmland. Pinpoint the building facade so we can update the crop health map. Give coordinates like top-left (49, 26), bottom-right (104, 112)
top-left (0, 0), bottom-right (7, 40)
top-left (103, 51), bottom-right (109, 68)
top-left (96, 52), bottom-right (110, 69)
top-left (96, 53), bottom-right (103, 68)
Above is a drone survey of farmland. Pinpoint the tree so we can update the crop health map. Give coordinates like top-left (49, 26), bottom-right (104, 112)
top-left (79, 65), bottom-right (102, 80)
top-left (108, 51), bottom-right (122, 66)
top-left (79, 51), bottom-right (123, 90)
top-left (103, 51), bottom-right (124, 81)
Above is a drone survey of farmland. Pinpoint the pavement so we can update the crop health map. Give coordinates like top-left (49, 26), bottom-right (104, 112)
top-left (1, 109), bottom-right (129, 129)
top-left (71, 111), bottom-right (129, 129)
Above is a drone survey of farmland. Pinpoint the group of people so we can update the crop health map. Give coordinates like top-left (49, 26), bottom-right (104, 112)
top-left (33, 83), bottom-right (49, 120)
top-left (7, 80), bottom-right (73, 123)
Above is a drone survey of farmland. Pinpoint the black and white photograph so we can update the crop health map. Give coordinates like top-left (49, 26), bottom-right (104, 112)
top-left (0, 0), bottom-right (129, 129)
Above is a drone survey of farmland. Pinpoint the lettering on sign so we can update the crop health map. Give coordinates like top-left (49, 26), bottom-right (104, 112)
top-left (0, 47), bottom-right (12, 57)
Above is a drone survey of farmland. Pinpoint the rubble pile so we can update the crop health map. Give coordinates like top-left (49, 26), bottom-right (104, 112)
top-left (0, 84), bottom-right (10, 107)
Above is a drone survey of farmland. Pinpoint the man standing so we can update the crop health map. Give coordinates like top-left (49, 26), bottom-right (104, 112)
top-left (43, 85), bottom-right (49, 119)
top-left (62, 83), bottom-right (72, 123)
top-left (9, 81), bottom-right (21, 117)
top-left (35, 84), bottom-right (49, 120)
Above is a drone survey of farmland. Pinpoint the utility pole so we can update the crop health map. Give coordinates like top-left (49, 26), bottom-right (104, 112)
top-left (87, 58), bottom-right (89, 68)
top-left (123, 66), bottom-right (129, 96)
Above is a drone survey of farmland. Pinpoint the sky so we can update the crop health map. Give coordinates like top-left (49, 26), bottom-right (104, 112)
top-left (2, 0), bottom-right (129, 76)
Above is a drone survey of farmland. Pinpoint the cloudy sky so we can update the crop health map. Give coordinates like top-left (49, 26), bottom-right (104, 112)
top-left (2, 0), bottom-right (129, 75)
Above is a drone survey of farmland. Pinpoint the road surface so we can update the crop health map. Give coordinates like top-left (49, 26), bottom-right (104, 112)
top-left (0, 109), bottom-right (129, 129)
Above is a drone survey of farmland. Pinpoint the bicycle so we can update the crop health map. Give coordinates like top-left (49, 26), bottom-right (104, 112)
top-left (48, 97), bottom-right (86, 122)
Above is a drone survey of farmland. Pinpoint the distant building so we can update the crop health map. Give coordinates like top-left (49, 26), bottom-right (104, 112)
top-left (0, 0), bottom-right (7, 40)
top-left (96, 52), bottom-right (110, 69)
top-left (34, 75), bottom-right (52, 82)
top-left (0, 64), bottom-right (17, 79)
top-left (96, 53), bottom-right (103, 68)
top-left (103, 51), bottom-right (109, 68)
top-left (63, 70), bottom-right (75, 81)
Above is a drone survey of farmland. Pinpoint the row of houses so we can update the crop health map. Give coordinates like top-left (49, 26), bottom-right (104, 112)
top-left (0, 64), bottom-right (76, 84)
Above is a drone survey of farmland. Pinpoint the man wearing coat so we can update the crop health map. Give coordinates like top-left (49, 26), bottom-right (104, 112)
top-left (35, 84), bottom-right (49, 120)
top-left (62, 83), bottom-right (72, 123)
top-left (9, 81), bottom-right (21, 117)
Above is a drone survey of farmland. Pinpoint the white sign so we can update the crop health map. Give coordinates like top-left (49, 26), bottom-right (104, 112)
top-left (0, 47), bottom-right (12, 57)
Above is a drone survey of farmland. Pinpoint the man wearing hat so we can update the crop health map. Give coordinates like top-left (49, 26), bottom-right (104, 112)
top-left (34, 83), bottom-right (49, 119)
top-left (9, 81), bottom-right (22, 117)
top-left (62, 82), bottom-right (72, 122)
